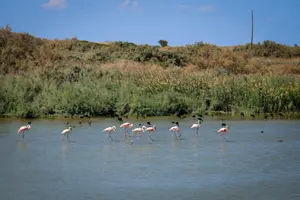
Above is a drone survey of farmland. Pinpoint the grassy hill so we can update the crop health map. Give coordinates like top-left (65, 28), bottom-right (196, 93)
top-left (1, 25), bottom-right (300, 119)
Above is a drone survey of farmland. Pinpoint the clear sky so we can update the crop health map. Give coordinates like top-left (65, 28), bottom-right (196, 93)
top-left (1, 0), bottom-right (299, 46)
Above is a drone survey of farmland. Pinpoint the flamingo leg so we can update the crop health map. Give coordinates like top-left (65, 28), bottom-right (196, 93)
top-left (109, 132), bottom-right (113, 141)
top-left (172, 131), bottom-right (176, 137)
top-left (22, 132), bottom-right (24, 139)
top-left (123, 128), bottom-right (127, 140)
top-left (148, 135), bottom-right (153, 143)
top-left (178, 131), bottom-right (182, 137)
top-left (223, 134), bottom-right (228, 142)
top-left (130, 136), bottom-right (134, 145)
top-left (149, 134), bottom-right (155, 142)
top-left (62, 134), bottom-right (66, 142)
top-left (196, 128), bottom-right (199, 136)
top-left (67, 134), bottom-right (69, 142)
top-left (107, 132), bottom-right (113, 141)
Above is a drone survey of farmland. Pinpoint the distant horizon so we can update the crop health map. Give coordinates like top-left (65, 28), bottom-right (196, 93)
top-left (2, 24), bottom-right (298, 48)
top-left (1, 0), bottom-right (299, 47)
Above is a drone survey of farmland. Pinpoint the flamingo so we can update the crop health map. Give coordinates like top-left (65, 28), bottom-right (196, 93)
top-left (61, 126), bottom-right (72, 141)
top-left (217, 124), bottom-right (229, 141)
top-left (128, 126), bottom-right (146, 144)
top-left (103, 126), bottom-right (117, 141)
top-left (132, 125), bottom-right (147, 138)
top-left (120, 122), bottom-right (133, 139)
top-left (17, 124), bottom-right (31, 139)
top-left (191, 120), bottom-right (201, 135)
top-left (169, 122), bottom-right (181, 137)
top-left (145, 125), bottom-right (156, 142)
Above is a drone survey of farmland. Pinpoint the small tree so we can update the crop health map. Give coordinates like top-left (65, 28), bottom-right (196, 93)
top-left (158, 40), bottom-right (168, 47)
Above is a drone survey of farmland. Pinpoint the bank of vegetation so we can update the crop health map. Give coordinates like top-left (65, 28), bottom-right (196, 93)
top-left (1, 25), bottom-right (300, 119)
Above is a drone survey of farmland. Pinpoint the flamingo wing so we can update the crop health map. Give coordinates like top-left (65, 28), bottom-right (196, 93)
top-left (132, 128), bottom-right (142, 132)
top-left (103, 127), bottom-right (111, 132)
top-left (169, 126), bottom-right (178, 131)
top-left (191, 124), bottom-right (198, 128)
top-left (61, 129), bottom-right (70, 134)
top-left (18, 126), bottom-right (28, 133)
top-left (217, 128), bottom-right (227, 132)
top-left (146, 127), bottom-right (155, 132)
top-left (120, 122), bottom-right (130, 128)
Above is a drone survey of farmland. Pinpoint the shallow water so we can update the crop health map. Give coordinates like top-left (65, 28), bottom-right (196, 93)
top-left (0, 118), bottom-right (300, 200)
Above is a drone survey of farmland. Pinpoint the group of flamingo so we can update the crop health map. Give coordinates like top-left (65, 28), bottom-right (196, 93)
top-left (103, 121), bottom-right (157, 144)
top-left (17, 117), bottom-right (230, 144)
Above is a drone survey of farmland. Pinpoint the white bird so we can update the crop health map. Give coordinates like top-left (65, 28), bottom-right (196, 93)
top-left (17, 125), bottom-right (31, 139)
top-left (61, 127), bottom-right (72, 141)
top-left (120, 122), bottom-right (134, 139)
top-left (103, 126), bottom-right (117, 141)
top-left (145, 126), bottom-right (157, 142)
top-left (191, 120), bottom-right (201, 135)
top-left (217, 124), bottom-right (230, 141)
top-left (169, 122), bottom-right (181, 137)
top-left (132, 126), bottom-right (147, 136)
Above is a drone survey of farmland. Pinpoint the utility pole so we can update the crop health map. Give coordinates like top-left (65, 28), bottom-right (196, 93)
top-left (251, 9), bottom-right (254, 48)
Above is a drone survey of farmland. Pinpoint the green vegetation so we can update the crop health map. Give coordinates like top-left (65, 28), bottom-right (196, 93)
top-left (158, 40), bottom-right (168, 47)
top-left (1, 25), bottom-right (300, 119)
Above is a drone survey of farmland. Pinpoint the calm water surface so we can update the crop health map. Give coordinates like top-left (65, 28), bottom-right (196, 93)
top-left (0, 118), bottom-right (300, 200)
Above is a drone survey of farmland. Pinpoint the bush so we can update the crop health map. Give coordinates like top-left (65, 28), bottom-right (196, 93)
top-left (1, 26), bottom-right (300, 118)
top-left (158, 40), bottom-right (168, 47)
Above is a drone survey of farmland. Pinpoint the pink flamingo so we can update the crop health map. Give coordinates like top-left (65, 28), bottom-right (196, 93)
top-left (217, 124), bottom-right (229, 141)
top-left (132, 126), bottom-right (147, 139)
top-left (17, 124), bottom-right (31, 139)
top-left (103, 126), bottom-right (117, 141)
top-left (145, 125), bottom-right (156, 142)
top-left (61, 126), bottom-right (72, 141)
top-left (128, 126), bottom-right (146, 144)
top-left (191, 120), bottom-right (201, 135)
top-left (120, 122), bottom-right (133, 139)
top-left (169, 122), bottom-right (181, 137)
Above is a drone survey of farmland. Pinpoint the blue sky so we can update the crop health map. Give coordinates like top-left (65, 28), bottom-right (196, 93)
top-left (1, 0), bottom-right (299, 46)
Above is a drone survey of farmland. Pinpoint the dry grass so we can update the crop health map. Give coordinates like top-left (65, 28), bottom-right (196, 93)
top-left (1, 26), bottom-right (300, 118)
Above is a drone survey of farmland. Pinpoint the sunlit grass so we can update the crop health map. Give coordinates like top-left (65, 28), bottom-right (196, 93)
top-left (1, 26), bottom-right (300, 118)
top-left (1, 63), bottom-right (300, 118)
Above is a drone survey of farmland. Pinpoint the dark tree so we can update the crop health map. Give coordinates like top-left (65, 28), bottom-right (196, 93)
top-left (158, 40), bottom-right (168, 47)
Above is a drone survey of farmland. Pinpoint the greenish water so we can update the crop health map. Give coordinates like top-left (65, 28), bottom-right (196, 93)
top-left (0, 118), bottom-right (300, 200)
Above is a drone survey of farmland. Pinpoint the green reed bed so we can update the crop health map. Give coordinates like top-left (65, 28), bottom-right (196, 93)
top-left (1, 27), bottom-right (300, 118)
top-left (1, 66), bottom-right (300, 118)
